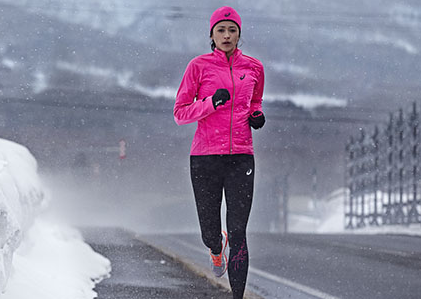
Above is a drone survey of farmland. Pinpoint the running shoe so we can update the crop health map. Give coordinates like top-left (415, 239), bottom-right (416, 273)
top-left (209, 230), bottom-right (228, 277)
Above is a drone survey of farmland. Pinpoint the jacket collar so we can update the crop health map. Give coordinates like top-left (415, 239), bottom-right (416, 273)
top-left (213, 47), bottom-right (242, 64)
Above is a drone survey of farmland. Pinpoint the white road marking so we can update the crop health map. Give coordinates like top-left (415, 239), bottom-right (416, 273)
top-left (249, 267), bottom-right (340, 299)
top-left (168, 237), bottom-right (340, 299)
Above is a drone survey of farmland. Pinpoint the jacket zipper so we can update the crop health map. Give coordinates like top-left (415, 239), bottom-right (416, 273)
top-left (229, 59), bottom-right (235, 155)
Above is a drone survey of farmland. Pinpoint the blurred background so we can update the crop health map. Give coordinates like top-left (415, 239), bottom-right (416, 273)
top-left (1, 0), bottom-right (420, 233)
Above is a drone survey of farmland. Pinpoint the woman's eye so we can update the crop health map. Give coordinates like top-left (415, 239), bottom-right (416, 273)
top-left (218, 29), bottom-right (224, 33)
top-left (230, 29), bottom-right (237, 33)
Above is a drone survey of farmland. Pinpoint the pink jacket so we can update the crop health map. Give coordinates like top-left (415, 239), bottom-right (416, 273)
top-left (174, 48), bottom-right (264, 156)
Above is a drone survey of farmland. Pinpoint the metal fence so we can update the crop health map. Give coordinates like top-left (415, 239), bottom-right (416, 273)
top-left (345, 102), bottom-right (421, 229)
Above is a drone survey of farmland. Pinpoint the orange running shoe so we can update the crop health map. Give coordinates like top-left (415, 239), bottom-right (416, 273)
top-left (209, 230), bottom-right (228, 277)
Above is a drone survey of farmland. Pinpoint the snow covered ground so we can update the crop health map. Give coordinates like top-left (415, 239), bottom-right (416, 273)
top-left (0, 138), bottom-right (110, 299)
top-left (289, 188), bottom-right (421, 236)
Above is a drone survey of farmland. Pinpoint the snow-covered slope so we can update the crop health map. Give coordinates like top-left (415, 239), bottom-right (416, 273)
top-left (1, 0), bottom-right (421, 108)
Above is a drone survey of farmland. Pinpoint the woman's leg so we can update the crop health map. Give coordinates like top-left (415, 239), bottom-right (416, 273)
top-left (190, 155), bottom-right (224, 254)
top-left (224, 154), bottom-right (254, 299)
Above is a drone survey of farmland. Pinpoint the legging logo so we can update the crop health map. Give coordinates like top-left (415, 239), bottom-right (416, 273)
top-left (232, 239), bottom-right (248, 271)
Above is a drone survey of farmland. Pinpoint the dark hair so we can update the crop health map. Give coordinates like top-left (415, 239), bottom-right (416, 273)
top-left (209, 25), bottom-right (241, 52)
top-left (211, 40), bottom-right (216, 51)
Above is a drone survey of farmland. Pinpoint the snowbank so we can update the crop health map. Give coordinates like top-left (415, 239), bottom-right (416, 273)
top-left (1, 219), bottom-right (110, 299)
top-left (0, 139), bottom-right (46, 291)
top-left (0, 138), bottom-right (110, 298)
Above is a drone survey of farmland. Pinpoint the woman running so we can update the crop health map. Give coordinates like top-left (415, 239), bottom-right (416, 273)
top-left (173, 6), bottom-right (265, 299)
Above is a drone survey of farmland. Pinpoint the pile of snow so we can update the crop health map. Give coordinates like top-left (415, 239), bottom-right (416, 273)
top-left (316, 188), bottom-right (347, 234)
top-left (0, 139), bottom-right (47, 291)
top-left (0, 138), bottom-right (110, 298)
top-left (1, 219), bottom-right (110, 299)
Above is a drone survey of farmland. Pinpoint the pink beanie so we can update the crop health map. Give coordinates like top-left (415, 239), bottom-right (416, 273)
top-left (210, 6), bottom-right (242, 35)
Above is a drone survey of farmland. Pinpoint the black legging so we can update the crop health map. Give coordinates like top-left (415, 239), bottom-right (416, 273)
top-left (190, 154), bottom-right (254, 299)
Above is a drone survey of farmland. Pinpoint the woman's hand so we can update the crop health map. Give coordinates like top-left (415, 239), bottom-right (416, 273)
top-left (212, 89), bottom-right (230, 109)
top-left (249, 111), bottom-right (265, 129)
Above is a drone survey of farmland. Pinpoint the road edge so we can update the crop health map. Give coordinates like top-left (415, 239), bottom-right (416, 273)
top-left (135, 233), bottom-right (264, 299)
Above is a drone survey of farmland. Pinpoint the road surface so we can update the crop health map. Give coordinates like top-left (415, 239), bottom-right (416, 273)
top-left (140, 232), bottom-right (421, 299)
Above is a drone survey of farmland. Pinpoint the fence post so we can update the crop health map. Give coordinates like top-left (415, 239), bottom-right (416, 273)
top-left (383, 113), bottom-right (394, 225)
top-left (395, 109), bottom-right (406, 224)
top-left (357, 129), bottom-right (366, 228)
top-left (345, 136), bottom-right (355, 229)
top-left (408, 102), bottom-right (420, 223)
top-left (370, 126), bottom-right (380, 226)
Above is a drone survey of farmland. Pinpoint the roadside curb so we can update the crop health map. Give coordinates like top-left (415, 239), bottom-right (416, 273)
top-left (135, 233), bottom-right (264, 299)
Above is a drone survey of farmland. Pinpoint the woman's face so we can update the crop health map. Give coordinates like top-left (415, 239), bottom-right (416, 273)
top-left (211, 21), bottom-right (240, 57)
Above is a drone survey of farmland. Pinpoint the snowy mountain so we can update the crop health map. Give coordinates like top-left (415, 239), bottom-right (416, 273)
top-left (1, 0), bottom-right (421, 108)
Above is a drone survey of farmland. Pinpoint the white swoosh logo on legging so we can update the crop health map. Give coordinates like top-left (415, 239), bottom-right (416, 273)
top-left (246, 169), bottom-right (253, 176)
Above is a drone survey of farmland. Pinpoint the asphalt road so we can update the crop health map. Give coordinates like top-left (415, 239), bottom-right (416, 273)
top-left (81, 227), bottom-right (233, 299)
top-left (140, 232), bottom-right (421, 299)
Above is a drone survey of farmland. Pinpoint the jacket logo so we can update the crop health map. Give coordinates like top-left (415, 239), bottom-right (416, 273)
top-left (240, 74), bottom-right (246, 80)
top-left (224, 12), bottom-right (231, 17)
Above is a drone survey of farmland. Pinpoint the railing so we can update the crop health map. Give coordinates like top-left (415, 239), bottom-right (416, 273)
top-left (345, 102), bottom-right (421, 229)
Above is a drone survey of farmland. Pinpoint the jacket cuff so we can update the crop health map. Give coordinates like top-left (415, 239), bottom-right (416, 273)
top-left (203, 96), bottom-right (216, 113)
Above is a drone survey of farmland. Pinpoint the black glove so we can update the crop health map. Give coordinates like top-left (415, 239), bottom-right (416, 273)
top-left (212, 89), bottom-right (230, 109)
top-left (249, 111), bottom-right (265, 129)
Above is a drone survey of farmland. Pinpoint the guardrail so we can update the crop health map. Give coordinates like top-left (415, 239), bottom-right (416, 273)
top-left (345, 102), bottom-right (421, 229)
